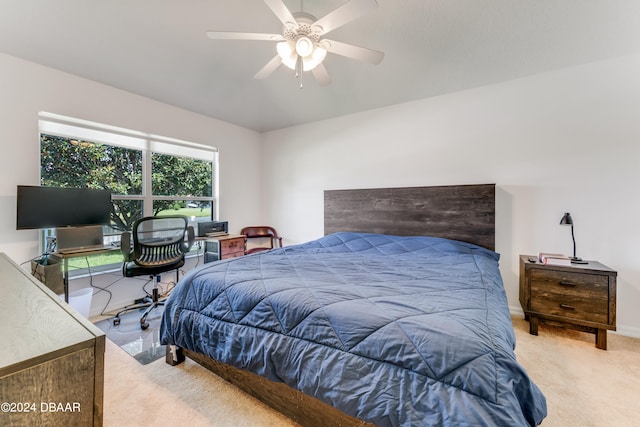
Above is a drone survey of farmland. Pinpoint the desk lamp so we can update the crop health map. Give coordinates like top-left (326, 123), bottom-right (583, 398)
top-left (560, 212), bottom-right (588, 264)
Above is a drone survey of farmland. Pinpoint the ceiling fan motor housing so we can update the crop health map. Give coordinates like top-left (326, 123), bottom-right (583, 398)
top-left (284, 12), bottom-right (321, 46)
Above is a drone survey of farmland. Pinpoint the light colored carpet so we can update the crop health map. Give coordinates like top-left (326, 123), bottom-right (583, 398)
top-left (103, 339), bottom-right (298, 426)
top-left (103, 317), bottom-right (640, 426)
top-left (511, 317), bottom-right (640, 427)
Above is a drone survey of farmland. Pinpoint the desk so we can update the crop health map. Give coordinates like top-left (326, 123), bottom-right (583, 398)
top-left (49, 246), bottom-right (120, 303)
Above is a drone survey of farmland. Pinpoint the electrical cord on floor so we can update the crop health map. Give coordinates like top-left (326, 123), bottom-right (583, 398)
top-left (141, 277), bottom-right (154, 298)
top-left (80, 256), bottom-right (125, 317)
top-left (163, 280), bottom-right (179, 297)
top-left (21, 253), bottom-right (184, 315)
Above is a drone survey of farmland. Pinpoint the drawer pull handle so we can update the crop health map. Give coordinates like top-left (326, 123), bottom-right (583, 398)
top-left (559, 282), bottom-right (576, 287)
top-left (559, 304), bottom-right (576, 310)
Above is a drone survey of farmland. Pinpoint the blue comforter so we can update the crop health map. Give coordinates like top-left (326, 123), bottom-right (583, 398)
top-left (160, 232), bottom-right (546, 426)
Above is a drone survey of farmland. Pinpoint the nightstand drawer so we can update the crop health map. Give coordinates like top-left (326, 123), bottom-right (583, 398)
top-left (530, 269), bottom-right (608, 323)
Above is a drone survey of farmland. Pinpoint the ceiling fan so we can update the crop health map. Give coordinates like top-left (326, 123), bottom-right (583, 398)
top-left (206, 0), bottom-right (384, 88)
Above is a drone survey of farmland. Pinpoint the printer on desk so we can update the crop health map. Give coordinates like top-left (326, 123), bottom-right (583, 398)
top-left (194, 220), bottom-right (228, 237)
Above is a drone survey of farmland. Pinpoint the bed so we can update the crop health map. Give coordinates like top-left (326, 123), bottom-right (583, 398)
top-left (160, 184), bottom-right (547, 426)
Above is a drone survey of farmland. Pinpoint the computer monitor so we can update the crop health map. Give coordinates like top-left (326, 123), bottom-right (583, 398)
top-left (16, 185), bottom-right (112, 230)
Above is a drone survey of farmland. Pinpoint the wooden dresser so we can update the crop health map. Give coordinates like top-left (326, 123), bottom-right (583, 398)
top-left (519, 255), bottom-right (617, 349)
top-left (0, 253), bottom-right (105, 426)
top-left (204, 234), bottom-right (246, 263)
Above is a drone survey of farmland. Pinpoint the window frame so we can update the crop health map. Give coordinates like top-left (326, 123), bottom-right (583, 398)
top-left (38, 112), bottom-right (219, 267)
top-left (39, 112), bottom-right (218, 220)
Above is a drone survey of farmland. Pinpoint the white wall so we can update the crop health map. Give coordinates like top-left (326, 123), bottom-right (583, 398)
top-left (261, 53), bottom-right (640, 337)
top-left (0, 52), bottom-right (262, 270)
top-left (3, 49), bottom-right (639, 336)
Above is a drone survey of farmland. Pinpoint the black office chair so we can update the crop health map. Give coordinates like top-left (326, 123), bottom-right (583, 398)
top-left (113, 215), bottom-right (194, 330)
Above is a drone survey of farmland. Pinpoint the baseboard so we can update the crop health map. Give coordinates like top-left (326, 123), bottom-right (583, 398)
top-left (509, 305), bottom-right (525, 318)
top-left (612, 325), bottom-right (640, 339)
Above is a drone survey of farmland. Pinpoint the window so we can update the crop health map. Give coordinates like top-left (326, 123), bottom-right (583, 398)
top-left (38, 112), bottom-right (218, 267)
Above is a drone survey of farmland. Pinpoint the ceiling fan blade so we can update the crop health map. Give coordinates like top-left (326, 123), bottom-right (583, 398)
top-left (313, 0), bottom-right (378, 35)
top-left (207, 31), bottom-right (284, 41)
top-left (321, 39), bottom-right (384, 65)
top-left (311, 63), bottom-right (331, 86)
top-left (254, 55), bottom-right (282, 79)
top-left (263, 0), bottom-right (296, 26)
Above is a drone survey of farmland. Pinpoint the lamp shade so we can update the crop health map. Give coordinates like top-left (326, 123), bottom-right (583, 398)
top-left (559, 211), bottom-right (584, 262)
top-left (560, 212), bottom-right (573, 226)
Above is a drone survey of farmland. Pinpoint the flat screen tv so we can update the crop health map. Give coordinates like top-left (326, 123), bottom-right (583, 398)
top-left (17, 185), bottom-right (112, 230)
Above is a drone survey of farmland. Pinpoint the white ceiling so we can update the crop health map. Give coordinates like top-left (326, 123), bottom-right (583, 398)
top-left (1, 1), bottom-right (640, 132)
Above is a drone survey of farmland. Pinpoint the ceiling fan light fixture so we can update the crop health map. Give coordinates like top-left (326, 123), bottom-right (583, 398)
top-left (303, 46), bottom-right (326, 71)
top-left (277, 41), bottom-right (297, 69)
top-left (277, 39), bottom-right (326, 72)
top-left (295, 36), bottom-right (314, 57)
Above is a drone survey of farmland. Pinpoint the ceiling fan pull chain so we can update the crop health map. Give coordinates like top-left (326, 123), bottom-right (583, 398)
top-left (296, 56), bottom-right (304, 90)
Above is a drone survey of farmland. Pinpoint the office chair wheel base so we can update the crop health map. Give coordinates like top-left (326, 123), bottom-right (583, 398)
top-left (140, 321), bottom-right (149, 330)
top-left (113, 318), bottom-right (121, 326)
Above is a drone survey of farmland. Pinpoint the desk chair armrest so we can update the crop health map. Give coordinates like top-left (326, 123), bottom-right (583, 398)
top-left (274, 236), bottom-right (283, 248)
top-left (181, 226), bottom-right (195, 253)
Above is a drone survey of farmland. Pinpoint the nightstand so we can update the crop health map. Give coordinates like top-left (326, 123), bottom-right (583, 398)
top-left (519, 255), bottom-right (617, 350)
top-left (204, 234), bottom-right (246, 263)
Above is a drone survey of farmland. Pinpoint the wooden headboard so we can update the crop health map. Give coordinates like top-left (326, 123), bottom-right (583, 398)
top-left (324, 183), bottom-right (495, 251)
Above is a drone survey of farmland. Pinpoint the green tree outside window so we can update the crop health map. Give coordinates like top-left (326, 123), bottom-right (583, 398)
top-left (41, 134), bottom-right (213, 232)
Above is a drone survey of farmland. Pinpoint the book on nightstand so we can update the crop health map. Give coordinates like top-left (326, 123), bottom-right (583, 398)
top-left (537, 252), bottom-right (572, 266)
